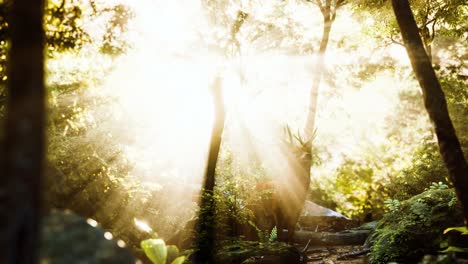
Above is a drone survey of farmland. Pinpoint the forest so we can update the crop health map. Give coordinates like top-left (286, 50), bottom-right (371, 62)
top-left (0, 0), bottom-right (466, 263)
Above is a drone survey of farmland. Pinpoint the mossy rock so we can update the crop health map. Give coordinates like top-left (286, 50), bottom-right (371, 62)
top-left (420, 253), bottom-right (468, 264)
top-left (214, 240), bottom-right (305, 264)
top-left (365, 189), bottom-right (463, 263)
top-left (40, 210), bottom-right (135, 264)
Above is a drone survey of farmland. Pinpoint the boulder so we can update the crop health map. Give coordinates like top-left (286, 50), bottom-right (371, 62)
top-left (301, 201), bottom-right (348, 218)
top-left (365, 189), bottom-right (463, 263)
top-left (41, 210), bottom-right (135, 264)
top-left (299, 201), bottom-right (360, 232)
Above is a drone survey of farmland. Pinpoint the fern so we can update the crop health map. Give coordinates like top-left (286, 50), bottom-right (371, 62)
top-left (269, 226), bottom-right (277, 242)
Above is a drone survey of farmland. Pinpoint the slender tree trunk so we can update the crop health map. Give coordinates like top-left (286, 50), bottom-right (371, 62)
top-left (193, 10), bottom-right (247, 262)
top-left (193, 76), bottom-right (225, 263)
top-left (304, 14), bottom-right (333, 139)
top-left (391, 0), bottom-right (468, 223)
top-left (203, 76), bottom-right (225, 207)
top-left (0, 0), bottom-right (46, 263)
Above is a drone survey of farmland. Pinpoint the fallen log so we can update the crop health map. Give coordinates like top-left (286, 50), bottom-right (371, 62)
top-left (290, 229), bottom-right (371, 246)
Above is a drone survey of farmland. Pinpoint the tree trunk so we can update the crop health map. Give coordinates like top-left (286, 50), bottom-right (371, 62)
top-left (391, 0), bottom-right (468, 223)
top-left (304, 14), bottom-right (333, 139)
top-left (420, 26), bottom-right (432, 62)
top-left (193, 76), bottom-right (225, 263)
top-left (0, 0), bottom-right (46, 263)
top-left (193, 11), bottom-right (246, 262)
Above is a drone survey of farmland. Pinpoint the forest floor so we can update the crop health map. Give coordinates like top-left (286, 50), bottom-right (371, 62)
top-left (304, 245), bottom-right (367, 264)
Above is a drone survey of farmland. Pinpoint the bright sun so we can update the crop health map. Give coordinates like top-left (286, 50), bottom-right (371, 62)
top-left (97, 0), bottom-right (400, 187)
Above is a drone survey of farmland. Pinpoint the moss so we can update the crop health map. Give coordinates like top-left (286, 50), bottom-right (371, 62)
top-left (214, 240), bottom-right (304, 264)
top-left (365, 189), bottom-right (464, 263)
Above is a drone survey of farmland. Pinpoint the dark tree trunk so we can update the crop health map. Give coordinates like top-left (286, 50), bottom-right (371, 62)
top-left (192, 10), bottom-right (247, 261)
top-left (0, 0), bottom-right (46, 263)
top-left (193, 76), bottom-right (225, 263)
top-left (391, 0), bottom-right (468, 223)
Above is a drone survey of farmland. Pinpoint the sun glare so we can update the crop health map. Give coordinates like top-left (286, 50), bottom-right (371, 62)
top-left (94, 0), bottom-right (402, 195)
top-left (134, 218), bottom-right (153, 233)
top-left (388, 44), bottom-right (410, 65)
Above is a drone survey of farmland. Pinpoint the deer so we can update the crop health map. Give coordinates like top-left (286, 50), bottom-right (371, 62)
top-left (251, 126), bottom-right (313, 244)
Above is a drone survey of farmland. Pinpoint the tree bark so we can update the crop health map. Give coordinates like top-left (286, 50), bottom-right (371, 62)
top-left (193, 76), bottom-right (225, 263)
top-left (193, 11), bottom-right (247, 262)
top-left (0, 0), bottom-right (46, 263)
top-left (304, 3), bottom-right (335, 139)
top-left (391, 0), bottom-right (468, 223)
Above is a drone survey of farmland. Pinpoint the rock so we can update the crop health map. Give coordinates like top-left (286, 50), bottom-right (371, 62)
top-left (365, 189), bottom-right (464, 263)
top-left (354, 221), bottom-right (378, 231)
top-left (298, 201), bottom-right (359, 232)
top-left (420, 253), bottom-right (468, 264)
top-left (214, 240), bottom-right (306, 264)
top-left (293, 229), bottom-right (371, 245)
top-left (40, 210), bottom-right (135, 264)
top-left (299, 216), bottom-right (360, 232)
top-left (301, 201), bottom-right (348, 218)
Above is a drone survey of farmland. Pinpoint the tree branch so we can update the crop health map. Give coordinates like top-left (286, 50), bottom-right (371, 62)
top-left (390, 33), bottom-right (405, 46)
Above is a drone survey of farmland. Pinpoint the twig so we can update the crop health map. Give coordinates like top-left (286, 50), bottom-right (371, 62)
top-left (390, 34), bottom-right (405, 47)
top-left (301, 239), bottom-right (312, 253)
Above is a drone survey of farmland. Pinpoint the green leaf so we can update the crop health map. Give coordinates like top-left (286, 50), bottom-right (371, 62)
top-left (166, 245), bottom-right (180, 264)
top-left (440, 246), bottom-right (468, 253)
top-left (170, 256), bottom-right (186, 264)
top-left (141, 239), bottom-right (167, 264)
top-left (443, 226), bottom-right (468, 235)
top-left (269, 226), bottom-right (277, 242)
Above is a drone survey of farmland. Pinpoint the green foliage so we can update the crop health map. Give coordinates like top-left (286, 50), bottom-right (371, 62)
top-left (439, 227), bottom-right (468, 255)
top-left (215, 239), bottom-right (303, 264)
top-left (44, 0), bottom-right (90, 51)
top-left (246, 221), bottom-right (277, 243)
top-left (170, 256), bottom-right (186, 264)
top-left (444, 227), bottom-right (468, 236)
top-left (366, 189), bottom-right (464, 263)
top-left (0, 0), bottom-right (465, 260)
top-left (321, 154), bottom-right (388, 220)
top-left (0, 0), bottom-right (132, 88)
top-left (439, 62), bottom-right (468, 158)
top-left (166, 245), bottom-right (181, 264)
top-left (384, 199), bottom-right (400, 213)
top-left (353, 0), bottom-right (467, 49)
top-left (98, 4), bottom-right (134, 55)
top-left (247, 221), bottom-right (266, 242)
top-left (439, 246), bottom-right (468, 253)
top-left (141, 239), bottom-right (167, 264)
top-left (141, 239), bottom-right (186, 264)
top-left (427, 182), bottom-right (449, 191)
top-left (365, 189), bottom-right (463, 263)
top-left (16, 4), bottom-right (194, 258)
top-left (213, 149), bottom-right (264, 239)
top-left (269, 226), bottom-right (277, 242)
top-left (387, 140), bottom-right (450, 200)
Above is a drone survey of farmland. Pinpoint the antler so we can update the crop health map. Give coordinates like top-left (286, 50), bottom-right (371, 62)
top-left (283, 125), bottom-right (316, 154)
